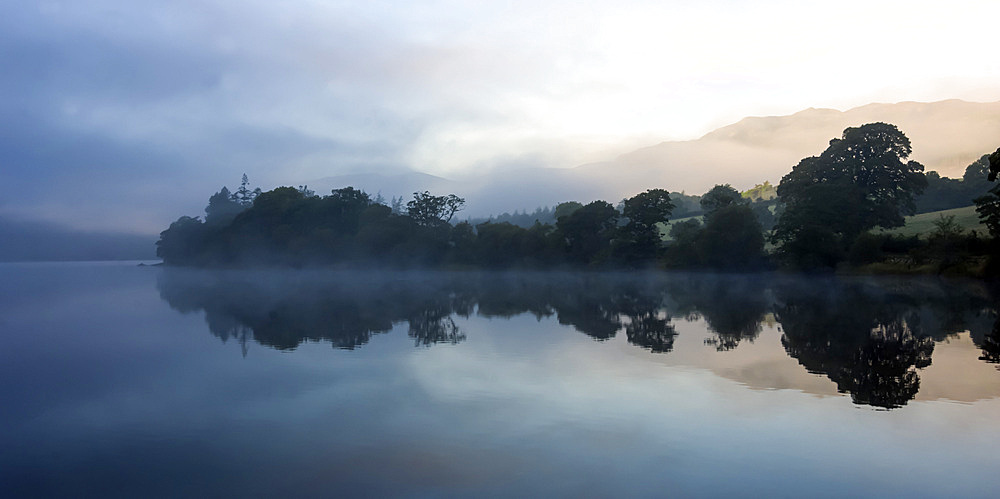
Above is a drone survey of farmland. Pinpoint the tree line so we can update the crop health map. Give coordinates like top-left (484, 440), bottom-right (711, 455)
top-left (158, 123), bottom-right (1000, 273)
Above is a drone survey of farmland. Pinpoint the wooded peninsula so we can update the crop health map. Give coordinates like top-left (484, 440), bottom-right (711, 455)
top-left (157, 123), bottom-right (1000, 276)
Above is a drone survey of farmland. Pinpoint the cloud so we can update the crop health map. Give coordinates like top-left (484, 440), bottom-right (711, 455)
top-left (3, 1), bottom-right (1000, 233)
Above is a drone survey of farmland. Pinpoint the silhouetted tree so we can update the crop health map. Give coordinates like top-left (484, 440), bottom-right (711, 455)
top-left (700, 201), bottom-right (765, 269)
top-left (323, 187), bottom-right (373, 230)
top-left (669, 191), bottom-right (704, 218)
top-left (520, 222), bottom-right (560, 266)
top-left (618, 189), bottom-right (674, 264)
top-left (354, 203), bottom-right (414, 262)
top-left (448, 221), bottom-right (477, 264)
top-left (553, 201), bottom-right (584, 221)
top-left (663, 219), bottom-right (702, 267)
top-left (222, 187), bottom-right (308, 263)
top-left (467, 206), bottom-right (557, 228)
top-left (205, 187), bottom-right (245, 226)
top-left (700, 184), bottom-right (745, 214)
top-left (773, 123), bottom-right (927, 268)
top-left (624, 189), bottom-right (675, 231)
top-left (782, 123), bottom-right (926, 232)
top-left (475, 221), bottom-right (527, 267)
top-left (662, 185), bottom-right (764, 269)
top-left (974, 184), bottom-right (1000, 238)
top-left (232, 173), bottom-right (261, 207)
top-left (156, 216), bottom-right (206, 264)
top-left (407, 191), bottom-right (465, 226)
top-left (556, 200), bottom-right (619, 266)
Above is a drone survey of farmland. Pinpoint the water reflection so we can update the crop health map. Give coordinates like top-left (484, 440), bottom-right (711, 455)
top-left (157, 270), bottom-right (999, 408)
top-left (157, 271), bottom-right (472, 351)
top-left (775, 283), bottom-right (929, 409)
top-left (776, 278), bottom-right (1000, 408)
top-left (974, 317), bottom-right (1000, 366)
top-left (665, 276), bottom-right (768, 351)
top-left (619, 290), bottom-right (677, 354)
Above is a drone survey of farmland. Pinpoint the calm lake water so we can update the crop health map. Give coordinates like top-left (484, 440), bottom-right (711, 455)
top-left (2, 262), bottom-right (1000, 497)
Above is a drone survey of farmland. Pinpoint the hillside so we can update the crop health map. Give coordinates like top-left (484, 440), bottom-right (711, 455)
top-left (575, 99), bottom-right (1000, 199)
top-left (659, 205), bottom-right (989, 244)
top-left (881, 206), bottom-right (988, 238)
top-left (305, 99), bottom-right (1000, 219)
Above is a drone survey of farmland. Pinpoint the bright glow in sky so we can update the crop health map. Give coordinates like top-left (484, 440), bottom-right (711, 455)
top-left (3, 0), bottom-right (1000, 232)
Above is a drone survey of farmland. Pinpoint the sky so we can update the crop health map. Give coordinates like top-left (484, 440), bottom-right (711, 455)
top-left (3, 0), bottom-right (1000, 234)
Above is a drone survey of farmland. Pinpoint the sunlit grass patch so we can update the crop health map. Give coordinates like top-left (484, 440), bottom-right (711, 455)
top-left (880, 205), bottom-right (987, 238)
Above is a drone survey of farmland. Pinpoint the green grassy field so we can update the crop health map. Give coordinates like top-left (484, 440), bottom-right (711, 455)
top-left (880, 205), bottom-right (987, 238)
top-left (659, 204), bottom-right (987, 241)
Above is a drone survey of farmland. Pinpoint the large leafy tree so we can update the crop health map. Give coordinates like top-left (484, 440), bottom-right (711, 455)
top-left (773, 123), bottom-right (927, 267)
top-left (623, 189), bottom-right (674, 231)
top-left (556, 200), bottom-right (619, 265)
top-left (320, 187), bottom-right (373, 235)
top-left (156, 216), bottom-right (207, 264)
top-left (227, 187), bottom-right (308, 255)
top-left (205, 186), bottom-right (244, 226)
top-left (619, 189), bottom-right (674, 263)
top-left (779, 123), bottom-right (926, 234)
top-left (699, 184), bottom-right (745, 214)
top-left (553, 201), bottom-right (583, 221)
top-left (662, 185), bottom-right (764, 269)
top-left (699, 200), bottom-right (765, 269)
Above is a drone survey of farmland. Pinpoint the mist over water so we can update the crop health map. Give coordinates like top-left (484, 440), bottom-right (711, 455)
top-left (2, 262), bottom-right (1000, 496)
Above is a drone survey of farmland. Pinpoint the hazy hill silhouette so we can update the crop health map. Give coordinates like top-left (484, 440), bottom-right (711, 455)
top-left (306, 99), bottom-right (1000, 218)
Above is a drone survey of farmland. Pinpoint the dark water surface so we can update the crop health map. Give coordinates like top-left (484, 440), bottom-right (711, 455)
top-left (2, 262), bottom-right (1000, 497)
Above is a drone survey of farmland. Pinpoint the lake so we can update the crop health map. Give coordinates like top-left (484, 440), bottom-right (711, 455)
top-left (2, 262), bottom-right (999, 497)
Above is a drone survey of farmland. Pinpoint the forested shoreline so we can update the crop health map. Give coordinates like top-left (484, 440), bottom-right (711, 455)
top-left (158, 123), bottom-right (1000, 275)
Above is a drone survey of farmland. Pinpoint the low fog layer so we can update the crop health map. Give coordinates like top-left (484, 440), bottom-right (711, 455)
top-left (0, 215), bottom-right (154, 262)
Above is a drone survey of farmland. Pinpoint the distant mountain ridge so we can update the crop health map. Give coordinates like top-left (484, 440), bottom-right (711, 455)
top-left (578, 99), bottom-right (1000, 199)
top-left (307, 99), bottom-right (1000, 218)
top-left (701, 100), bottom-right (1000, 172)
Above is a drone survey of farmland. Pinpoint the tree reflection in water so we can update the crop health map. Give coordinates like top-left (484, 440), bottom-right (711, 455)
top-left (975, 317), bottom-right (1000, 366)
top-left (665, 276), bottom-right (768, 351)
top-left (158, 271), bottom-right (429, 351)
top-left (157, 270), bottom-right (998, 408)
top-left (775, 277), bottom-right (996, 409)
top-left (408, 310), bottom-right (464, 347)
